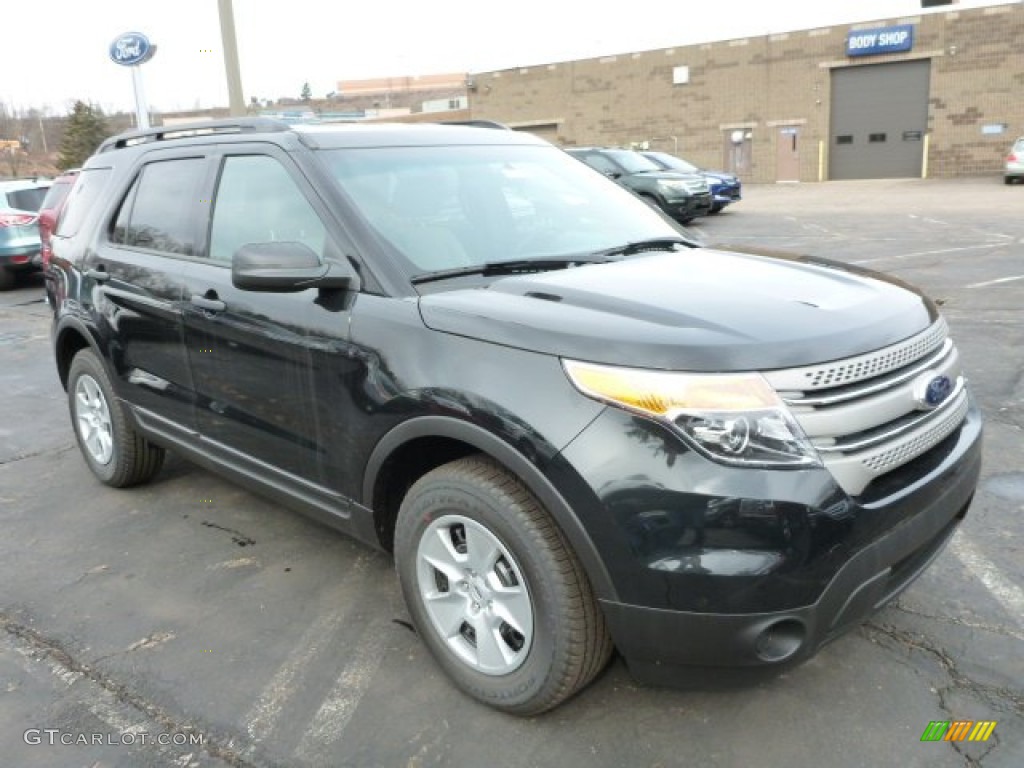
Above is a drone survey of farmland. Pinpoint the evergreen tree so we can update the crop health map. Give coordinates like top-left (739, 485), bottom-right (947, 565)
top-left (57, 101), bottom-right (111, 170)
top-left (300, 82), bottom-right (312, 102)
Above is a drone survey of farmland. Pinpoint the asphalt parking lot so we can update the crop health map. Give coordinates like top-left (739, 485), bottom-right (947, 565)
top-left (2, 176), bottom-right (1022, 768)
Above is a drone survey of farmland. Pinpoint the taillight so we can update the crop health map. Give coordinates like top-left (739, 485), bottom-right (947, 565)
top-left (1009, 153), bottom-right (1019, 163)
top-left (0, 213), bottom-right (36, 227)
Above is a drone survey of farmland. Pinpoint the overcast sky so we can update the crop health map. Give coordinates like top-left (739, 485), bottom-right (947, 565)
top-left (2, 0), bottom-right (1014, 115)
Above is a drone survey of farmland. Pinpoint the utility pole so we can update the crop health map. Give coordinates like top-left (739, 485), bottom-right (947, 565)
top-left (38, 112), bottom-right (47, 154)
top-left (218, 0), bottom-right (246, 116)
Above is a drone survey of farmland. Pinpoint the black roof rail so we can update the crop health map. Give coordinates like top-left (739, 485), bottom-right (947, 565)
top-left (438, 119), bottom-right (511, 130)
top-left (97, 117), bottom-right (293, 153)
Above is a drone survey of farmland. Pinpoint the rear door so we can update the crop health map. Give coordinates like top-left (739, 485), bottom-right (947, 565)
top-left (80, 151), bottom-right (206, 431)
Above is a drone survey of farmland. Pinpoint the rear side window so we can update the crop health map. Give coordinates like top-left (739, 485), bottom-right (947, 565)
top-left (55, 169), bottom-right (113, 237)
top-left (111, 158), bottom-right (205, 255)
top-left (7, 187), bottom-right (48, 212)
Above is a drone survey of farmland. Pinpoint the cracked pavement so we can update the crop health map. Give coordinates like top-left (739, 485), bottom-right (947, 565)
top-left (2, 179), bottom-right (1023, 767)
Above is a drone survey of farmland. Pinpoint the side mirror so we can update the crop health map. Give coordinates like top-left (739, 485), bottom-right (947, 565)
top-left (605, 171), bottom-right (622, 179)
top-left (232, 241), bottom-right (360, 293)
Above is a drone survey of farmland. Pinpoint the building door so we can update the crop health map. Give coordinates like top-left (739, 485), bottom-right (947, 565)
top-left (776, 126), bottom-right (801, 182)
top-left (830, 59), bottom-right (930, 180)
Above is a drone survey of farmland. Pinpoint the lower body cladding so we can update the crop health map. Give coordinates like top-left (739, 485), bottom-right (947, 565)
top-left (558, 400), bottom-right (983, 687)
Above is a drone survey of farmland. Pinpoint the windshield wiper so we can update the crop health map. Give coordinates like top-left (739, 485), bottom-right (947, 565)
top-left (410, 257), bottom-right (610, 285)
top-left (592, 236), bottom-right (699, 259)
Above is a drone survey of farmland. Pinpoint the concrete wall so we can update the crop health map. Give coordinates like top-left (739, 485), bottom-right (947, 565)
top-left (468, 3), bottom-right (1024, 181)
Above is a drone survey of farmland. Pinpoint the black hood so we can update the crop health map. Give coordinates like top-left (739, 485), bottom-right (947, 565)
top-left (418, 249), bottom-right (937, 372)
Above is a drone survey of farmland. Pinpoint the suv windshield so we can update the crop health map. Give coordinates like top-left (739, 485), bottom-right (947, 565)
top-left (318, 144), bottom-right (682, 277)
top-left (650, 153), bottom-right (699, 174)
top-left (602, 150), bottom-right (662, 174)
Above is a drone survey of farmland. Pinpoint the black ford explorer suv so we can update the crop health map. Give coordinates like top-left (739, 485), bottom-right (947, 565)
top-left (49, 119), bottom-right (981, 715)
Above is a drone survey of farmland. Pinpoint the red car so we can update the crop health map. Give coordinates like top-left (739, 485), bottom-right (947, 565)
top-left (38, 169), bottom-right (80, 268)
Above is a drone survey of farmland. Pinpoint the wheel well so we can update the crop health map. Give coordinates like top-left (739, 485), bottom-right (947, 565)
top-left (55, 328), bottom-right (91, 390)
top-left (371, 436), bottom-right (478, 552)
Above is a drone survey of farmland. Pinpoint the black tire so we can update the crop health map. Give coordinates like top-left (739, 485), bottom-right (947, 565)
top-left (67, 348), bottom-right (165, 487)
top-left (394, 455), bottom-right (612, 715)
top-left (0, 267), bottom-right (16, 291)
top-left (709, 203), bottom-right (723, 214)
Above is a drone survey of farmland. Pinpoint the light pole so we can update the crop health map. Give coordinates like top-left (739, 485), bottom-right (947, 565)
top-left (218, 0), bottom-right (246, 117)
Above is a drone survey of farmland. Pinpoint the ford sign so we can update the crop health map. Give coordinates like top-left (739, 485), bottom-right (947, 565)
top-left (109, 32), bottom-right (154, 66)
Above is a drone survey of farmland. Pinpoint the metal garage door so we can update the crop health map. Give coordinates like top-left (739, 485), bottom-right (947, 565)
top-left (830, 60), bottom-right (930, 180)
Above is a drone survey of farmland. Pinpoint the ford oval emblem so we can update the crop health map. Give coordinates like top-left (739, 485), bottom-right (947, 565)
top-left (912, 373), bottom-right (953, 410)
top-left (109, 32), bottom-right (153, 67)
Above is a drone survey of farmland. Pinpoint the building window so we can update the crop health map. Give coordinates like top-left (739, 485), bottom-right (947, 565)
top-left (869, 133), bottom-right (887, 143)
top-left (836, 135), bottom-right (853, 145)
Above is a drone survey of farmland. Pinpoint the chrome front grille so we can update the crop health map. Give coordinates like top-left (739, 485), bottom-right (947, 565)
top-left (763, 320), bottom-right (968, 496)
top-left (768, 318), bottom-right (948, 391)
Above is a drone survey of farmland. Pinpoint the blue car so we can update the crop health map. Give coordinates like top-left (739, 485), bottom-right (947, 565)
top-left (0, 178), bottom-right (51, 290)
top-left (642, 151), bottom-right (741, 213)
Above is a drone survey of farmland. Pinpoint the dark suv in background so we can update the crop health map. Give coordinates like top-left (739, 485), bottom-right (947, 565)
top-left (641, 150), bottom-right (742, 213)
top-left (565, 147), bottom-right (712, 223)
top-left (49, 119), bottom-right (981, 715)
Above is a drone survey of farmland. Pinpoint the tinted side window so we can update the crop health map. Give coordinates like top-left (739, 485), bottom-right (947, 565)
top-left (55, 168), bottom-right (113, 237)
top-left (111, 158), bottom-right (204, 255)
top-left (209, 155), bottom-right (325, 263)
top-left (7, 187), bottom-right (49, 212)
top-left (578, 153), bottom-right (618, 175)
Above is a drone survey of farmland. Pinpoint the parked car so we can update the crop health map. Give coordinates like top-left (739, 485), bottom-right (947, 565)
top-left (1006, 137), bottom-right (1024, 184)
top-left (50, 118), bottom-right (981, 715)
top-left (641, 150), bottom-right (742, 213)
top-left (0, 178), bottom-right (51, 290)
top-left (565, 147), bottom-right (712, 223)
top-left (37, 170), bottom-right (80, 304)
top-left (38, 169), bottom-right (80, 267)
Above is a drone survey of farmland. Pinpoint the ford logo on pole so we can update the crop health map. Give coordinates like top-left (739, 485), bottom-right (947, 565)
top-left (109, 32), bottom-right (154, 67)
top-left (913, 373), bottom-right (954, 410)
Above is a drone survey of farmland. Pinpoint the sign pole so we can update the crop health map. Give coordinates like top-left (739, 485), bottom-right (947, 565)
top-left (130, 66), bottom-right (151, 129)
top-left (110, 32), bottom-right (156, 129)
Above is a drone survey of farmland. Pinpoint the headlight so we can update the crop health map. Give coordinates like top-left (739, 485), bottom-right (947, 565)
top-left (563, 360), bottom-right (821, 468)
top-left (656, 180), bottom-right (690, 195)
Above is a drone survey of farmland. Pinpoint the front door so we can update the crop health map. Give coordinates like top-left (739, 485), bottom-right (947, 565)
top-left (182, 150), bottom-right (332, 484)
top-left (776, 126), bottom-right (801, 182)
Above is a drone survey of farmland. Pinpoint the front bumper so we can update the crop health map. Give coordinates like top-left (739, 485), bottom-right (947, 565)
top-left (558, 396), bottom-right (982, 682)
top-left (666, 192), bottom-right (713, 221)
top-left (710, 183), bottom-right (742, 205)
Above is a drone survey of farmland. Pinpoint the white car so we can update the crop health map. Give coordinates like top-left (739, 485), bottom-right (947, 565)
top-left (1006, 137), bottom-right (1024, 185)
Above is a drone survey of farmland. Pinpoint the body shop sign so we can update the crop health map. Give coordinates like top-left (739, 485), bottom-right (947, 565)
top-left (109, 32), bottom-right (154, 66)
top-left (847, 25), bottom-right (914, 57)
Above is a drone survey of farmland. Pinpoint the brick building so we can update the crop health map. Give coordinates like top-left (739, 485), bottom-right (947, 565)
top-left (467, 2), bottom-right (1023, 181)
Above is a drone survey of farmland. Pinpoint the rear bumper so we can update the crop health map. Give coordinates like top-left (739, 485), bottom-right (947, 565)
top-left (0, 242), bottom-right (42, 270)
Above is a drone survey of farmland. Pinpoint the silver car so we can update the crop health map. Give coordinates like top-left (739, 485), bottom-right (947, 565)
top-left (1007, 137), bottom-right (1024, 185)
